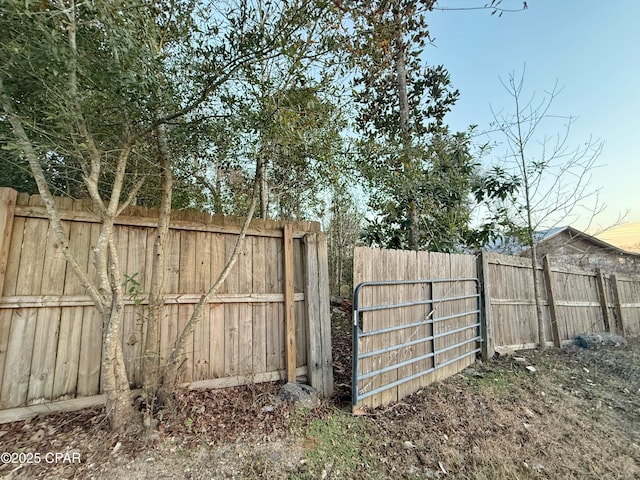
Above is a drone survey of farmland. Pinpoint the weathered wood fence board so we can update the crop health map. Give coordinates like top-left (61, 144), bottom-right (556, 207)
top-left (615, 276), bottom-right (640, 335)
top-left (0, 188), bottom-right (332, 412)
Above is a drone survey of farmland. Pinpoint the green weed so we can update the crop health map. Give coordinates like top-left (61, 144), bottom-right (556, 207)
top-left (291, 409), bottom-right (380, 479)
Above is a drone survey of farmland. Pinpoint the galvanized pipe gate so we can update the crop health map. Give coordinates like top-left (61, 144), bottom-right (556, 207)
top-left (352, 278), bottom-right (482, 408)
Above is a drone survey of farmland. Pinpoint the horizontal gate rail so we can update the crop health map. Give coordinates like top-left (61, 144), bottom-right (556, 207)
top-left (358, 351), bottom-right (436, 380)
top-left (357, 293), bottom-right (479, 313)
top-left (353, 278), bottom-right (482, 407)
top-left (357, 307), bottom-right (480, 338)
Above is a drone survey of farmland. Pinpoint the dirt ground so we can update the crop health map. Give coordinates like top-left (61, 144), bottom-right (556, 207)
top-left (1, 307), bottom-right (639, 479)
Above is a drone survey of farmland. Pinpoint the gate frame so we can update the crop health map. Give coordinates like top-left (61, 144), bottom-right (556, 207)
top-left (352, 278), bottom-right (482, 407)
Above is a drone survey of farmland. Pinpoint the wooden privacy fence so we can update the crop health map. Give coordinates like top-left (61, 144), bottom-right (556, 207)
top-left (352, 247), bottom-right (640, 410)
top-left (483, 252), bottom-right (640, 354)
top-left (0, 188), bottom-right (332, 412)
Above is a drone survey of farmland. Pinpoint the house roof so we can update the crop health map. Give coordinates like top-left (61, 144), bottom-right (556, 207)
top-left (525, 226), bottom-right (640, 257)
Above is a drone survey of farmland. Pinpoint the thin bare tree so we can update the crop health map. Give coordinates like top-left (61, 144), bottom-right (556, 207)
top-left (490, 69), bottom-right (605, 348)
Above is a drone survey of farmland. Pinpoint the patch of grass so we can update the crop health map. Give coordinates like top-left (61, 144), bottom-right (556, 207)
top-left (463, 367), bottom-right (528, 398)
top-left (290, 409), bottom-right (380, 479)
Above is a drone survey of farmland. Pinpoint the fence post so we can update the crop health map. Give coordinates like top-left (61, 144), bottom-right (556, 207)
top-left (477, 251), bottom-right (494, 360)
top-left (610, 274), bottom-right (626, 335)
top-left (542, 256), bottom-right (561, 348)
top-left (316, 234), bottom-right (333, 395)
top-left (283, 224), bottom-right (296, 383)
top-left (595, 269), bottom-right (612, 332)
top-left (302, 233), bottom-right (333, 397)
top-left (0, 188), bottom-right (18, 297)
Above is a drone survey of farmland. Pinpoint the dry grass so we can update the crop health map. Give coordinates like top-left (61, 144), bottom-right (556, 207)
top-left (368, 341), bottom-right (640, 479)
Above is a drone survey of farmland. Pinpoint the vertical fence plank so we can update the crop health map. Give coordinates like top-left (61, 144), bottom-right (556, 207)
top-left (0, 202), bottom-right (26, 405)
top-left (416, 251), bottom-right (433, 390)
top-left (430, 252), bottom-right (451, 383)
top-left (251, 236), bottom-right (267, 375)
top-left (596, 269), bottom-right (612, 332)
top-left (193, 231), bottom-right (211, 381)
top-left (610, 274), bottom-right (625, 335)
top-left (11, 209), bottom-right (49, 407)
top-left (542, 256), bottom-right (561, 348)
top-left (0, 188), bottom-right (17, 297)
top-left (316, 233), bottom-right (333, 396)
top-left (396, 251), bottom-right (413, 401)
top-left (224, 236), bottom-right (240, 377)
top-left (265, 237), bottom-right (282, 373)
top-left (620, 278), bottom-right (640, 335)
top-left (237, 238), bottom-right (253, 375)
top-left (1, 215), bottom-right (24, 298)
top-left (379, 249), bottom-right (397, 406)
top-left (304, 233), bottom-right (334, 396)
top-left (354, 248), bottom-right (372, 409)
top-left (0, 307), bottom-right (12, 401)
top-left (0, 308), bottom-right (38, 408)
top-left (160, 229), bottom-right (180, 377)
top-left (368, 250), bottom-right (383, 407)
top-left (283, 225), bottom-right (296, 382)
top-left (112, 226), bottom-right (133, 386)
top-left (52, 307), bottom-right (83, 400)
top-left (29, 219), bottom-right (68, 404)
top-left (210, 233), bottom-right (226, 378)
top-left (123, 226), bottom-right (146, 387)
top-left (76, 221), bottom-right (102, 397)
top-left (177, 230), bottom-right (197, 382)
top-left (44, 199), bottom-right (80, 403)
top-left (303, 234), bottom-right (321, 388)
top-left (294, 239), bottom-right (307, 369)
top-left (478, 252), bottom-right (494, 360)
top-left (76, 306), bottom-right (102, 396)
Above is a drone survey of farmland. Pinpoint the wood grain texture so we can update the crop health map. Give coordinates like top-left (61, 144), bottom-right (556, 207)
top-left (283, 225), bottom-right (296, 382)
top-left (0, 188), bottom-right (17, 297)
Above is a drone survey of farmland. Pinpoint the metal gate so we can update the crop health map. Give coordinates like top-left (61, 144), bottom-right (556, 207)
top-left (352, 278), bottom-right (482, 409)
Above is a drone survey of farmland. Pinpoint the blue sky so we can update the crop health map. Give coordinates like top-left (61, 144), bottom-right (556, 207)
top-left (425, 0), bottom-right (640, 228)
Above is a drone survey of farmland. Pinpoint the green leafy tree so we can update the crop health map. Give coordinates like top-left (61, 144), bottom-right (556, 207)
top-left (0, 0), bottom-right (187, 431)
top-left (340, 0), bottom-right (484, 251)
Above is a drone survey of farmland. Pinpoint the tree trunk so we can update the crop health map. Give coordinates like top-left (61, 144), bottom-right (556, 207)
top-left (393, 7), bottom-right (418, 250)
top-left (102, 304), bottom-right (137, 431)
top-left (143, 124), bottom-right (173, 409)
top-left (258, 156), bottom-right (269, 219)
top-left (2, 79), bottom-right (138, 430)
top-left (530, 244), bottom-right (547, 349)
top-left (101, 225), bottom-right (139, 431)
